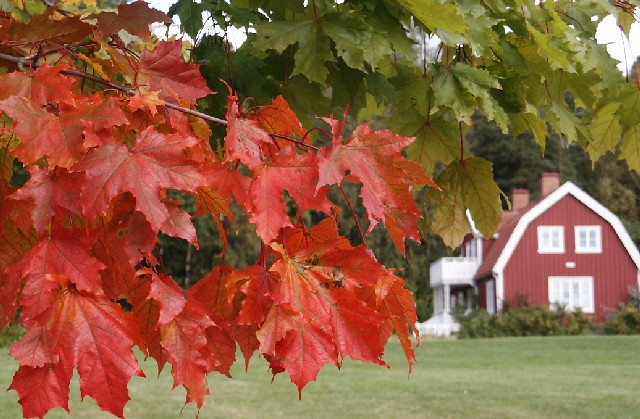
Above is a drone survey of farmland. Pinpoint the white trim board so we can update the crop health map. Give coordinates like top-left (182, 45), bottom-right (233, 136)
top-left (492, 181), bottom-right (640, 311)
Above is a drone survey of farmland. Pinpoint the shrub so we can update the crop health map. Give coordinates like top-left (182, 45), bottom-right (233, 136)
top-left (604, 288), bottom-right (640, 334)
top-left (0, 324), bottom-right (26, 348)
top-left (457, 305), bottom-right (591, 338)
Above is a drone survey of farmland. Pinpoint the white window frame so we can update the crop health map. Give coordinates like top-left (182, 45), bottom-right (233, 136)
top-left (575, 225), bottom-right (602, 254)
top-left (548, 276), bottom-right (594, 313)
top-left (486, 280), bottom-right (496, 314)
top-left (537, 226), bottom-right (565, 254)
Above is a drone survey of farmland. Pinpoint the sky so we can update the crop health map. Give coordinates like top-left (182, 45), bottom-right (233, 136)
top-left (148, 0), bottom-right (639, 74)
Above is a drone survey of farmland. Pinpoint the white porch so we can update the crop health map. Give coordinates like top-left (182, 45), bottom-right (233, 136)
top-left (417, 257), bottom-right (479, 337)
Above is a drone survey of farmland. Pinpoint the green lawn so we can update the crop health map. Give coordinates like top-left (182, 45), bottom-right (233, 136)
top-left (1, 335), bottom-right (639, 418)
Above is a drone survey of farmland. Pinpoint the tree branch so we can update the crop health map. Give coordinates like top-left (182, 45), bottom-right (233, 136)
top-left (339, 184), bottom-right (366, 245)
top-left (0, 52), bottom-right (228, 125)
top-left (0, 52), bottom-right (325, 147)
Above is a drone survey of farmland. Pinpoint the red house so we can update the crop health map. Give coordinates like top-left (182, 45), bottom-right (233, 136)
top-left (418, 173), bottom-right (640, 336)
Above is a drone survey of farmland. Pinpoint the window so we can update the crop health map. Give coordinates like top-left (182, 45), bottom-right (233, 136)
top-left (575, 226), bottom-right (602, 254)
top-left (548, 276), bottom-right (594, 313)
top-left (486, 280), bottom-right (496, 314)
top-left (538, 226), bottom-right (565, 253)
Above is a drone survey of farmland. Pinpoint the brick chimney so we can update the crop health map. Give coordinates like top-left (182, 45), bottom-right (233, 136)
top-left (541, 172), bottom-right (561, 197)
top-left (512, 189), bottom-right (530, 211)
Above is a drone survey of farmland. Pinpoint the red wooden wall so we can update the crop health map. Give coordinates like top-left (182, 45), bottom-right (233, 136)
top-left (503, 195), bottom-right (638, 321)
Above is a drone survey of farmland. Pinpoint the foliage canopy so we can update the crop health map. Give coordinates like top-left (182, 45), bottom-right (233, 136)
top-left (0, 0), bottom-right (638, 418)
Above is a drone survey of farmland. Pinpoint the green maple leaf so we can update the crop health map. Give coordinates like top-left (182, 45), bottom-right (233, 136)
top-left (510, 108), bottom-right (549, 150)
top-left (456, 158), bottom-right (504, 241)
top-left (451, 63), bottom-right (507, 129)
top-left (528, 26), bottom-right (576, 73)
top-left (614, 5), bottom-right (636, 37)
top-left (617, 87), bottom-right (640, 129)
top-left (457, 1), bottom-right (501, 57)
top-left (253, 19), bottom-right (334, 84)
top-left (427, 165), bottom-right (470, 248)
top-left (548, 102), bottom-right (590, 146)
top-left (620, 124), bottom-right (640, 174)
top-left (431, 63), bottom-right (476, 124)
top-left (292, 23), bottom-right (334, 84)
top-left (429, 158), bottom-right (504, 247)
top-left (389, 108), bottom-right (461, 175)
top-left (389, 63), bottom-right (431, 115)
top-left (398, 0), bottom-right (467, 35)
top-left (323, 12), bottom-right (371, 71)
top-left (587, 101), bottom-right (622, 163)
top-left (168, 0), bottom-right (205, 40)
top-left (431, 62), bottom-right (507, 129)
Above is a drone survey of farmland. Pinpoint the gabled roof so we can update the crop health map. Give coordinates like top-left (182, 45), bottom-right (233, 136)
top-left (474, 204), bottom-right (532, 279)
top-left (475, 181), bottom-right (640, 280)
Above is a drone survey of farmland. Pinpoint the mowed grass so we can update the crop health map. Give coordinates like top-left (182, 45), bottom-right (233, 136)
top-left (1, 335), bottom-right (639, 418)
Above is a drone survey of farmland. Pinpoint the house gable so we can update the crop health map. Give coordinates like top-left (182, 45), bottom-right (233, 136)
top-left (491, 182), bottom-right (640, 312)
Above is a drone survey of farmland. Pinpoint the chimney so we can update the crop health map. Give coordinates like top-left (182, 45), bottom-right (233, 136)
top-left (512, 189), bottom-right (530, 211)
top-left (541, 172), bottom-right (561, 197)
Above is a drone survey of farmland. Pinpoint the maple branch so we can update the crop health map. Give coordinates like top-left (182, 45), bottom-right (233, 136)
top-left (0, 52), bottom-right (330, 149)
top-left (459, 121), bottom-right (464, 162)
top-left (338, 184), bottom-right (366, 245)
top-left (269, 133), bottom-right (319, 151)
top-left (0, 52), bottom-right (229, 126)
top-left (0, 52), bottom-right (330, 151)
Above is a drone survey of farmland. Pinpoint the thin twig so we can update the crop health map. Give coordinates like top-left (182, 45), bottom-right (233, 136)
top-left (459, 121), bottom-right (464, 162)
top-left (0, 52), bottom-right (336, 146)
top-left (338, 184), bottom-right (365, 245)
top-left (269, 133), bottom-right (319, 150)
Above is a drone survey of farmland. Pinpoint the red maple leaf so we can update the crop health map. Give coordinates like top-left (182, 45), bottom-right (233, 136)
top-left (6, 225), bottom-right (106, 296)
top-left (0, 221), bottom-right (37, 329)
top-left (0, 95), bottom-right (128, 168)
top-left (9, 326), bottom-right (58, 367)
top-left (92, 209), bottom-right (154, 303)
top-left (249, 95), bottom-right (305, 137)
top-left (270, 239), bottom-right (388, 361)
top-left (94, 194), bottom-right (157, 268)
top-left (161, 196), bottom-right (199, 248)
top-left (9, 355), bottom-right (73, 419)
top-left (188, 265), bottom-right (237, 321)
top-left (228, 266), bottom-right (277, 326)
top-left (374, 275), bottom-right (421, 371)
top-left (258, 304), bottom-right (339, 397)
top-left (19, 272), bottom-right (61, 330)
top-left (248, 148), bottom-right (332, 243)
top-left (257, 222), bottom-right (395, 393)
top-left (149, 272), bottom-right (187, 325)
top-left (0, 97), bottom-right (80, 168)
top-left (189, 265), bottom-right (270, 369)
top-left (228, 323), bottom-right (261, 370)
top-left (0, 7), bottom-right (426, 412)
top-left (138, 41), bottom-right (213, 103)
top-left (94, 1), bottom-right (171, 40)
top-left (9, 276), bottom-right (145, 418)
top-left (0, 64), bottom-right (77, 106)
top-left (148, 272), bottom-right (236, 408)
top-left (1, 9), bottom-right (92, 45)
top-left (317, 119), bottom-right (437, 252)
top-left (73, 126), bottom-right (206, 232)
top-left (10, 166), bottom-right (83, 234)
top-left (224, 94), bottom-right (272, 169)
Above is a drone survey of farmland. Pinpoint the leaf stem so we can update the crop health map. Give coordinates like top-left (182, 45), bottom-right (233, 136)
top-left (338, 184), bottom-right (365, 245)
top-left (459, 121), bottom-right (464, 162)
